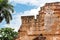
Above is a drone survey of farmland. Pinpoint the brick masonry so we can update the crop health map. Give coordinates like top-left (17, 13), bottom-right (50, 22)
top-left (16, 2), bottom-right (60, 40)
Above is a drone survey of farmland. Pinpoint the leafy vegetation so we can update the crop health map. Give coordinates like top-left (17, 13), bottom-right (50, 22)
top-left (0, 27), bottom-right (18, 40)
top-left (0, 0), bottom-right (14, 24)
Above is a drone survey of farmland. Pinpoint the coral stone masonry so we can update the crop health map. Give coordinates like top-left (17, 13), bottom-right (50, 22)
top-left (16, 2), bottom-right (60, 40)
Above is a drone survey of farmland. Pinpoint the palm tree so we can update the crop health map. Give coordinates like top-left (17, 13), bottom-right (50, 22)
top-left (0, 0), bottom-right (14, 24)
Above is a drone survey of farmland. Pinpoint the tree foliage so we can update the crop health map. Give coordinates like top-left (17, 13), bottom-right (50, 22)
top-left (0, 0), bottom-right (14, 24)
top-left (0, 27), bottom-right (18, 40)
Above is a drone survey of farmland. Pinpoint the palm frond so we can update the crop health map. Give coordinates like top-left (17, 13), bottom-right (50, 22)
top-left (3, 9), bottom-right (12, 24)
top-left (0, 0), bottom-right (14, 24)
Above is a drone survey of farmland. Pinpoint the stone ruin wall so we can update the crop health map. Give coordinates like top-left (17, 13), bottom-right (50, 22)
top-left (16, 2), bottom-right (60, 40)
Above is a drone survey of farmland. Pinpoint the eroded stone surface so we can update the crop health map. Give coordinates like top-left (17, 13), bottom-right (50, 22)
top-left (16, 2), bottom-right (60, 40)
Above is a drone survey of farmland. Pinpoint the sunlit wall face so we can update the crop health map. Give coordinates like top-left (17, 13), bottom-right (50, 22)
top-left (44, 5), bottom-right (60, 33)
top-left (44, 6), bottom-right (56, 31)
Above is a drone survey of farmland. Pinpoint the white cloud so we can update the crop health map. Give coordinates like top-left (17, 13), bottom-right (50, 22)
top-left (9, 0), bottom-right (60, 6)
top-left (4, 14), bottom-right (21, 31)
top-left (21, 7), bottom-right (40, 16)
top-left (20, 7), bottom-right (40, 19)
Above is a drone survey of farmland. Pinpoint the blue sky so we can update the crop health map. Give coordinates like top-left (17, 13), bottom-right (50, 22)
top-left (14, 4), bottom-right (37, 12)
top-left (0, 0), bottom-right (60, 31)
